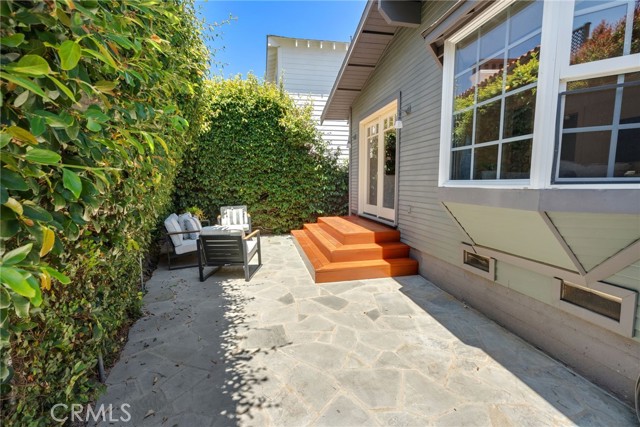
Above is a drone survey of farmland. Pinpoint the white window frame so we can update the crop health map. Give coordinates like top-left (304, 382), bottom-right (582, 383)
top-left (438, 0), bottom-right (640, 190)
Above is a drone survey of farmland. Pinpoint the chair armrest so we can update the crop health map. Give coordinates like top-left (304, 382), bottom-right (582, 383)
top-left (217, 215), bottom-right (221, 225)
top-left (167, 230), bottom-right (194, 236)
top-left (244, 230), bottom-right (260, 240)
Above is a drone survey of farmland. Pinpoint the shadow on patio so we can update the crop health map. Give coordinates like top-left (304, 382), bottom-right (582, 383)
top-left (96, 236), bottom-right (637, 426)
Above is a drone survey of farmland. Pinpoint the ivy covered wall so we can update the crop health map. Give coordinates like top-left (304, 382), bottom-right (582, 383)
top-left (174, 76), bottom-right (349, 234)
top-left (0, 0), bottom-right (209, 424)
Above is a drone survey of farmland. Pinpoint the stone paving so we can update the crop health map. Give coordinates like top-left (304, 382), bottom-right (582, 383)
top-left (96, 235), bottom-right (637, 426)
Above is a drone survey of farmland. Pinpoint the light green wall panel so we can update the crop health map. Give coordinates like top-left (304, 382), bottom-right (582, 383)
top-left (495, 261), bottom-right (556, 303)
top-left (606, 261), bottom-right (640, 290)
top-left (445, 202), bottom-right (576, 270)
top-left (548, 212), bottom-right (640, 271)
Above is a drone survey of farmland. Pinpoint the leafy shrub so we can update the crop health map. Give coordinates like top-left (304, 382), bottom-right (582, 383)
top-left (0, 0), bottom-right (209, 424)
top-left (174, 76), bottom-right (348, 233)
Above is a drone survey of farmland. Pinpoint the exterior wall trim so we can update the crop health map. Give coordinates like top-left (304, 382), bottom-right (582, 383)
top-left (438, 187), bottom-right (640, 214)
top-left (539, 212), bottom-right (587, 275)
top-left (585, 240), bottom-right (640, 283)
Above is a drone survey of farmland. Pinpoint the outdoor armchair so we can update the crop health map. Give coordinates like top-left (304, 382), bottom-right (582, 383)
top-left (163, 213), bottom-right (210, 270)
top-left (217, 205), bottom-right (252, 233)
top-left (197, 227), bottom-right (262, 282)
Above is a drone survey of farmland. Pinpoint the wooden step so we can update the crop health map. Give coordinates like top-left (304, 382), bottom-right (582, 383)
top-left (292, 216), bottom-right (419, 284)
top-left (318, 216), bottom-right (401, 244)
top-left (304, 223), bottom-right (409, 262)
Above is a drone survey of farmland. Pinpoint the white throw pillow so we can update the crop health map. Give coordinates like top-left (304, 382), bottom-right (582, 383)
top-left (183, 217), bottom-right (200, 239)
top-left (164, 214), bottom-right (183, 248)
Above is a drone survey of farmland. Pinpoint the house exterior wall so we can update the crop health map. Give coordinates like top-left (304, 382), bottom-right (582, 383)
top-left (267, 37), bottom-right (350, 159)
top-left (347, 0), bottom-right (639, 405)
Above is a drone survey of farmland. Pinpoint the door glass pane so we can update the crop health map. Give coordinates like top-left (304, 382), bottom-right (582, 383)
top-left (367, 132), bottom-right (378, 205)
top-left (571, 3), bottom-right (628, 64)
top-left (383, 128), bottom-right (396, 209)
top-left (454, 69), bottom-right (477, 111)
top-left (559, 131), bottom-right (611, 178)
top-left (479, 12), bottom-right (507, 63)
top-left (506, 34), bottom-right (541, 93)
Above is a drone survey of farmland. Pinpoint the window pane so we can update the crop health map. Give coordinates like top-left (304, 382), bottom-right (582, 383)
top-left (454, 69), bottom-right (477, 111)
top-left (367, 135), bottom-right (378, 205)
top-left (453, 111), bottom-right (473, 147)
top-left (633, 1), bottom-right (640, 54)
top-left (501, 139), bottom-right (532, 179)
top-left (571, 4), bottom-right (628, 64)
top-left (383, 129), bottom-right (396, 209)
top-left (615, 128), bottom-right (640, 177)
top-left (509, 0), bottom-right (543, 43)
top-left (504, 89), bottom-right (536, 138)
top-left (455, 36), bottom-right (477, 72)
top-left (506, 34), bottom-right (541, 93)
top-left (479, 12), bottom-right (507, 63)
top-left (474, 145), bottom-right (498, 179)
top-left (574, 1), bottom-right (615, 12)
top-left (559, 131), bottom-right (611, 178)
top-left (475, 99), bottom-right (501, 144)
top-left (452, 149), bottom-right (471, 180)
top-left (477, 59), bottom-right (504, 102)
top-left (621, 73), bottom-right (640, 124)
top-left (563, 86), bottom-right (616, 129)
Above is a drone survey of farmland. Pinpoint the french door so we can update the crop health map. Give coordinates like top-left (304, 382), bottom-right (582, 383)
top-left (360, 101), bottom-right (398, 223)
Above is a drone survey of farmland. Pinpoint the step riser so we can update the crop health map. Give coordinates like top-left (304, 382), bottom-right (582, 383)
top-left (303, 226), bottom-right (409, 262)
top-left (332, 246), bottom-right (410, 262)
top-left (316, 264), bottom-right (418, 283)
top-left (318, 221), bottom-right (400, 245)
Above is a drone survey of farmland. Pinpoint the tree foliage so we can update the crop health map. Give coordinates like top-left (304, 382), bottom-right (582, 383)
top-left (174, 76), bottom-right (348, 234)
top-left (0, 0), bottom-right (209, 424)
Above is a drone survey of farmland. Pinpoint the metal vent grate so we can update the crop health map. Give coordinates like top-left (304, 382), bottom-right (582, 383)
top-left (561, 281), bottom-right (622, 321)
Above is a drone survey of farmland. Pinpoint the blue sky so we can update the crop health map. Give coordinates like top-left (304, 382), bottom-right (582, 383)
top-left (197, 0), bottom-right (367, 78)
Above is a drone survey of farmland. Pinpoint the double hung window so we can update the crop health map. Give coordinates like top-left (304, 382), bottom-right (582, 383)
top-left (440, 0), bottom-right (640, 187)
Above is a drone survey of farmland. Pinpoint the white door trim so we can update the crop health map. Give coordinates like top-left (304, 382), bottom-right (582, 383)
top-left (358, 100), bottom-right (399, 223)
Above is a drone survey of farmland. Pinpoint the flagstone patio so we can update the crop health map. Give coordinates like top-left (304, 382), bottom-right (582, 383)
top-left (95, 235), bottom-right (636, 426)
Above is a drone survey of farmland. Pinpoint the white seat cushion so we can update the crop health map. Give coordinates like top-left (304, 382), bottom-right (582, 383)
top-left (164, 214), bottom-right (183, 247)
top-left (174, 238), bottom-right (197, 255)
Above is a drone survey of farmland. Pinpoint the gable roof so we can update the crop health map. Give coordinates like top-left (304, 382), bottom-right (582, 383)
top-left (321, 1), bottom-right (400, 121)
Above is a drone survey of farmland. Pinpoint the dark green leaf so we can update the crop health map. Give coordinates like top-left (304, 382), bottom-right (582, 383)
top-left (0, 169), bottom-right (28, 191)
top-left (24, 148), bottom-right (61, 165)
top-left (22, 204), bottom-right (53, 222)
top-left (62, 168), bottom-right (82, 199)
top-left (0, 34), bottom-right (25, 47)
top-left (0, 289), bottom-right (9, 309)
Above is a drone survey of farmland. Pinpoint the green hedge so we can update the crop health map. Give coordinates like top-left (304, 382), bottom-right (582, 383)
top-left (0, 0), bottom-right (208, 424)
top-left (174, 76), bottom-right (349, 233)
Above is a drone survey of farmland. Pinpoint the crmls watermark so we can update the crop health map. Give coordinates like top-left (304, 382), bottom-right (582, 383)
top-left (50, 403), bottom-right (131, 423)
